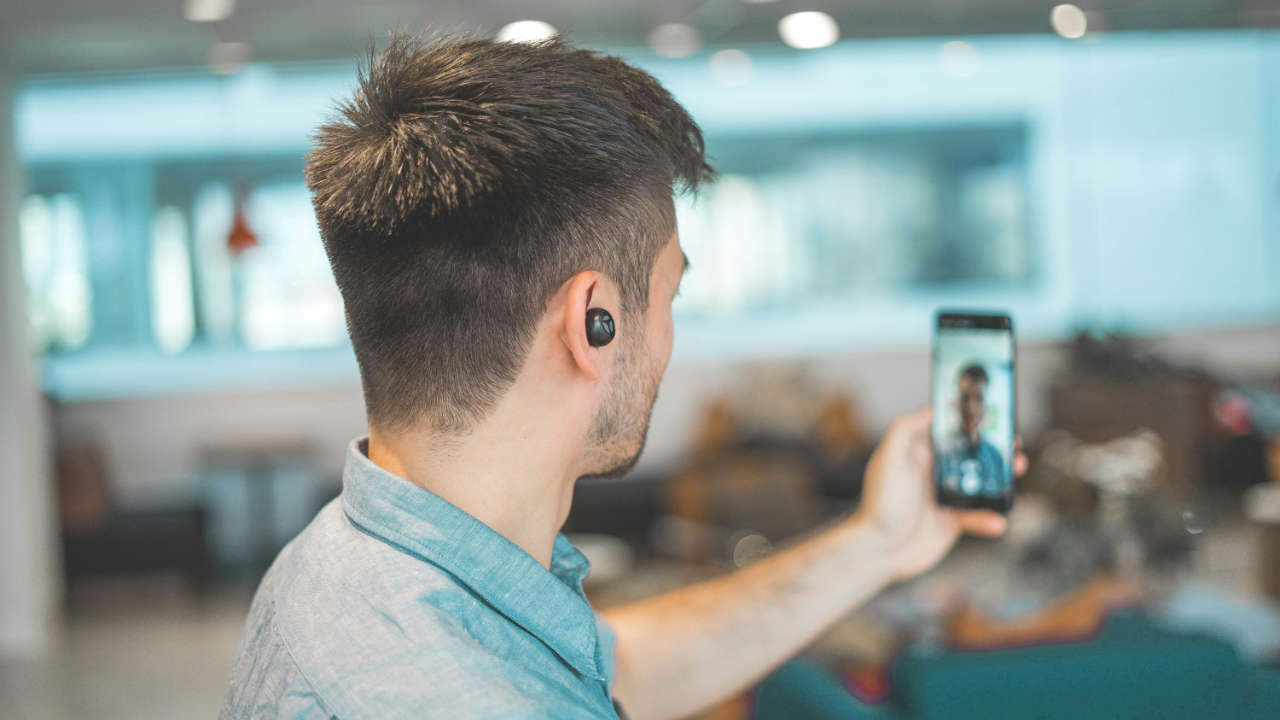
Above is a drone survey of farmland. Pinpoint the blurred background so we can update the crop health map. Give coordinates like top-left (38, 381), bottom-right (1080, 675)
top-left (2, 1), bottom-right (1280, 718)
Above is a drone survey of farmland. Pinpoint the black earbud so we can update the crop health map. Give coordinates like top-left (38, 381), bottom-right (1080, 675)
top-left (585, 308), bottom-right (615, 347)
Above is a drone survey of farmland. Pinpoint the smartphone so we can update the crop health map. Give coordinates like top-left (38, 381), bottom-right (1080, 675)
top-left (932, 311), bottom-right (1015, 513)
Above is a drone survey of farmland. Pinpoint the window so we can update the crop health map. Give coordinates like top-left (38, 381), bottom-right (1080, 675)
top-left (189, 179), bottom-right (345, 351)
top-left (235, 182), bottom-right (346, 350)
top-left (20, 156), bottom-right (346, 361)
top-left (150, 206), bottom-right (195, 353)
top-left (674, 125), bottom-right (1032, 318)
top-left (19, 194), bottom-right (92, 352)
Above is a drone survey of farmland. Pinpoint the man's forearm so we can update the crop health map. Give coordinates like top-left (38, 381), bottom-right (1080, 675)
top-left (602, 517), bottom-right (895, 720)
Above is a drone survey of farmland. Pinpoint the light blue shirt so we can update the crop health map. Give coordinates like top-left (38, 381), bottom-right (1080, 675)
top-left (220, 439), bottom-right (619, 719)
top-left (939, 431), bottom-right (1008, 498)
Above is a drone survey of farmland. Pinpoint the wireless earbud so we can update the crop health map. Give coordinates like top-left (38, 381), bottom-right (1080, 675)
top-left (585, 308), bottom-right (615, 347)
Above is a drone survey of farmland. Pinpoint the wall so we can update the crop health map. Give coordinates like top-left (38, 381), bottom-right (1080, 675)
top-left (1059, 35), bottom-right (1276, 326)
top-left (647, 31), bottom-right (1280, 358)
top-left (17, 32), bottom-right (1280, 380)
top-left (0, 69), bottom-right (57, 656)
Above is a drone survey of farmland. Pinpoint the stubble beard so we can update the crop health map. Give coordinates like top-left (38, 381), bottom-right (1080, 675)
top-left (581, 336), bottom-right (662, 481)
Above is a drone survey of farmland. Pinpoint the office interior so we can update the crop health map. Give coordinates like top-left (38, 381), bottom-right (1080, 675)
top-left (2, 0), bottom-right (1280, 718)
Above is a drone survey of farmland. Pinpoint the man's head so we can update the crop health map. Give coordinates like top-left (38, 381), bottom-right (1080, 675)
top-left (956, 363), bottom-right (989, 440)
top-left (306, 35), bottom-right (711, 474)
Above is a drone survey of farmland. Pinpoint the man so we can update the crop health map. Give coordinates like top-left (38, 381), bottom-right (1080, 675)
top-left (939, 363), bottom-right (1008, 497)
top-left (221, 36), bottom-right (1012, 720)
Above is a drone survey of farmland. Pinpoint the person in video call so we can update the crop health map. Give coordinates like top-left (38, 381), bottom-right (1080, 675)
top-left (939, 363), bottom-right (1007, 498)
top-left (221, 36), bottom-right (1019, 720)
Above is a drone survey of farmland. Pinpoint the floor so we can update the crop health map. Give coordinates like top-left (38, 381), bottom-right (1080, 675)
top-left (1, 578), bottom-right (251, 720)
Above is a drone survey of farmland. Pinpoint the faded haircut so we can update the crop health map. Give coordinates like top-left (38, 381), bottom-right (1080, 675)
top-left (306, 34), bottom-right (713, 433)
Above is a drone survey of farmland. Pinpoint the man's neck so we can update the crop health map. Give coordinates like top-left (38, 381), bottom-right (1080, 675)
top-left (367, 418), bottom-right (583, 570)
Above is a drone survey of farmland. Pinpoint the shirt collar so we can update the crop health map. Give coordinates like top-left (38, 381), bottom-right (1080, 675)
top-left (339, 438), bottom-right (604, 681)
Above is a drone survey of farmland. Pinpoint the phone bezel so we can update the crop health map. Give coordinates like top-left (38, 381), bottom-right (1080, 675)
top-left (931, 310), bottom-right (1016, 514)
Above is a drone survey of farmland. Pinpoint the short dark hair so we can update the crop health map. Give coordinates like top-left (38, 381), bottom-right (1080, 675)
top-left (959, 363), bottom-right (989, 385)
top-left (306, 35), bottom-right (713, 433)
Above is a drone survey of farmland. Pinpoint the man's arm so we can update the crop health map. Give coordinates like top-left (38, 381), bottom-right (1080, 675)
top-left (604, 508), bottom-right (897, 720)
top-left (603, 409), bottom-right (1013, 720)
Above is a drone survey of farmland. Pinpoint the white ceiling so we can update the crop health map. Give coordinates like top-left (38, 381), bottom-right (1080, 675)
top-left (2, 0), bottom-right (1277, 74)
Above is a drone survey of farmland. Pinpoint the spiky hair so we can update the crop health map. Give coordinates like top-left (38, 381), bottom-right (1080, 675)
top-left (305, 34), bottom-right (713, 432)
top-left (307, 34), bottom-right (712, 235)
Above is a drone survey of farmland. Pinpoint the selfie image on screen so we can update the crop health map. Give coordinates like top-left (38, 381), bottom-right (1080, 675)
top-left (932, 326), bottom-right (1014, 500)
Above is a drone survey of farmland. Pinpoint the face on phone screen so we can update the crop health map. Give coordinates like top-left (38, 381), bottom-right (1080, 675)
top-left (932, 315), bottom-right (1014, 510)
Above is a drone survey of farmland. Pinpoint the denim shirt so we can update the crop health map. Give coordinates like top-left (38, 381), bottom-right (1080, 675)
top-left (938, 432), bottom-right (1008, 497)
top-left (220, 439), bottom-right (619, 719)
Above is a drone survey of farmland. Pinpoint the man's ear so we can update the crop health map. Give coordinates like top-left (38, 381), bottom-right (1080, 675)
top-left (560, 270), bottom-right (615, 381)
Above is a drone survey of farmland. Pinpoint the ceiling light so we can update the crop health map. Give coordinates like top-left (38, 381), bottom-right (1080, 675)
top-left (710, 49), bottom-right (753, 86)
top-left (939, 41), bottom-right (980, 78)
top-left (184, 0), bottom-right (235, 23)
top-left (778, 11), bottom-right (839, 50)
top-left (1051, 4), bottom-right (1088, 39)
top-left (495, 20), bottom-right (558, 44)
top-left (648, 23), bottom-right (702, 59)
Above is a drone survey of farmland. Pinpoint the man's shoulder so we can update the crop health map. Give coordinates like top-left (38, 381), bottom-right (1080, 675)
top-left (222, 595), bottom-right (545, 720)
top-left (220, 573), bottom-right (333, 720)
top-left (225, 501), bottom-right (555, 719)
top-left (266, 499), bottom-right (501, 661)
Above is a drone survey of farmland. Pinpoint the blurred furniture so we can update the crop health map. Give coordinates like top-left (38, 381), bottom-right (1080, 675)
top-left (200, 440), bottom-right (317, 576)
top-left (564, 472), bottom-right (667, 548)
top-left (62, 508), bottom-right (211, 595)
top-left (1245, 483), bottom-right (1280, 603)
top-left (754, 613), bottom-right (1280, 720)
top-left (660, 368), bottom-right (872, 563)
top-left (1048, 334), bottom-right (1215, 496)
top-left (1270, 438), bottom-right (1280, 488)
top-left (57, 438), bottom-right (211, 596)
top-left (946, 574), bottom-right (1139, 650)
top-left (564, 368), bottom-right (873, 566)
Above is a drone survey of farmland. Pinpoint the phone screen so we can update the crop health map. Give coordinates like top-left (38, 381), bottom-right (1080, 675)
top-left (932, 312), bottom-right (1015, 513)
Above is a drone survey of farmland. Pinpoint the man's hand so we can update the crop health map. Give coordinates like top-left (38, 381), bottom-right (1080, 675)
top-left (854, 408), bottom-right (1023, 581)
